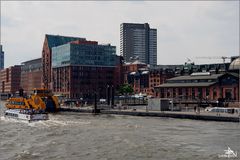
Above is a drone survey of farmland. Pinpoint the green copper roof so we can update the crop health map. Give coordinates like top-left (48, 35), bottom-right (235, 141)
top-left (46, 34), bottom-right (86, 49)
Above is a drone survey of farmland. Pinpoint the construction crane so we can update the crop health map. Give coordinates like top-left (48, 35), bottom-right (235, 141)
top-left (195, 56), bottom-right (232, 71)
top-left (195, 56), bottom-right (231, 64)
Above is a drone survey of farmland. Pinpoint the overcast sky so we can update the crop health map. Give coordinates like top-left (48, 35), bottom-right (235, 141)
top-left (1, 1), bottom-right (239, 67)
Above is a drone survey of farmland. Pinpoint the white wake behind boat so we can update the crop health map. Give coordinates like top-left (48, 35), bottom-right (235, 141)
top-left (4, 109), bottom-right (49, 122)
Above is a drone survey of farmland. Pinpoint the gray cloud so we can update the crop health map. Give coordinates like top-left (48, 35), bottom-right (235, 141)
top-left (1, 1), bottom-right (239, 67)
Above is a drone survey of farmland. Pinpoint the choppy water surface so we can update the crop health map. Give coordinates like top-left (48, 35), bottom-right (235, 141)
top-left (0, 101), bottom-right (239, 160)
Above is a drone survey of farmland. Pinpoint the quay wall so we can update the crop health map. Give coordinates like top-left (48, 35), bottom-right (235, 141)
top-left (59, 107), bottom-right (240, 123)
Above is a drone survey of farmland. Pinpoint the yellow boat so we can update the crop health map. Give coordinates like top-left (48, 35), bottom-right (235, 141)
top-left (5, 88), bottom-right (59, 112)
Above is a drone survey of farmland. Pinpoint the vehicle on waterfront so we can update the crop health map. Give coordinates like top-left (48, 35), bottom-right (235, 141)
top-left (4, 109), bottom-right (49, 122)
top-left (205, 107), bottom-right (238, 114)
top-left (205, 107), bottom-right (228, 113)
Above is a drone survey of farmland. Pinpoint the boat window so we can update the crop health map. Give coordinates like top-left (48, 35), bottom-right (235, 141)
top-left (9, 101), bottom-right (25, 105)
top-left (35, 90), bottom-right (51, 94)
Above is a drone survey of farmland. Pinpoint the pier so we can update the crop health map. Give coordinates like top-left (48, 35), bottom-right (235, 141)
top-left (59, 106), bottom-right (240, 123)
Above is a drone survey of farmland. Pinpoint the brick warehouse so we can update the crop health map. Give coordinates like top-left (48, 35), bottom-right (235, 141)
top-left (155, 72), bottom-right (239, 102)
top-left (0, 65), bottom-right (21, 94)
top-left (51, 38), bottom-right (120, 100)
top-left (122, 60), bottom-right (175, 96)
top-left (21, 58), bottom-right (42, 95)
top-left (52, 66), bottom-right (117, 99)
top-left (42, 34), bottom-right (86, 89)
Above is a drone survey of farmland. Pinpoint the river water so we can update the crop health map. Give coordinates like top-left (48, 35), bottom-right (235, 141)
top-left (0, 101), bottom-right (239, 160)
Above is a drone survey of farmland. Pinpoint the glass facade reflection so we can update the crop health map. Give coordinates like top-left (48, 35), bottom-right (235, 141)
top-left (0, 45), bottom-right (4, 69)
top-left (52, 43), bottom-right (116, 68)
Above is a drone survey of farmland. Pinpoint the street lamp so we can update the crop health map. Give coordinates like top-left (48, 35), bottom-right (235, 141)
top-left (109, 85), bottom-right (114, 108)
top-left (106, 85), bottom-right (109, 105)
top-left (105, 84), bottom-right (115, 108)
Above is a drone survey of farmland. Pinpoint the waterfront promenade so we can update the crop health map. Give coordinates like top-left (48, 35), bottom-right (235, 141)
top-left (59, 105), bottom-right (240, 123)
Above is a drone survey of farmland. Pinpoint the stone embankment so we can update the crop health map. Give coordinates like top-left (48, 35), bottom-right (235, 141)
top-left (59, 106), bottom-right (240, 123)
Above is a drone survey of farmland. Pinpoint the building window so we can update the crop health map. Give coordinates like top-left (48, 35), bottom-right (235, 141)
top-left (160, 88), bottom-right (164, 98)
top-left (173, 88), bottom-right (176, 98)
top-left (198, 88), bottom-right (202, 99)
top-left (182, 88), bottom-right (186, 99)
top-left (206, 88), bottom-right (210, 97)
top-left (192, 88), bottom-right (195, 99)
top-left (179, 88), bottom-right (182, 98)
top-left (219, 88), bottom-right (223, 98)
top-left (186, 88), bottom-right (189, 99)
top-left (167, 89), bottom-right (171, 98)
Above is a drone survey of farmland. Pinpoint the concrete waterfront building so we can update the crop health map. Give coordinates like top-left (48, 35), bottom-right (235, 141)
top-left (120, 23), bottom-right (157, 65)
top-left (0, 45), bottom-right (4, 69)
top-left (0, 65), bottom-right (21, 94)
top-left (21, 58), bottom-right (42, 94)
top-left (42, 34), bottom-right (86, 89)
top-left (51, 39), bottom-right (118, 100)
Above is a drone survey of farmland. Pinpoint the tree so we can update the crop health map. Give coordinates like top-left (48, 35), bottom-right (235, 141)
top-left (118, 84), bottom-right (134, 95)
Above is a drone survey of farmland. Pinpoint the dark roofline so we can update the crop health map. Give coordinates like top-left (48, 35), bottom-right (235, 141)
top-left (167, 73), bottom-right (224, 81)
top-left (155, 82), bottom-right (217, 88)
top-left (227, 72), bottom-right (239, 78)
top-left (21, 58), bottom-right (42, 65)
top-left (45, 34), bottom-right (86, 40)
top-left (121, 22), bottom-right (149, 25)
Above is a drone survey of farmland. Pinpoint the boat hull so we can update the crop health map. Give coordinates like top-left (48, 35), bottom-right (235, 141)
top-left (4, 109), bottom-right (49, 122)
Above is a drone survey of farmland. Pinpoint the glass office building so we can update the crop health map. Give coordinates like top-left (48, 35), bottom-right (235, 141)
top-left (51, 41), bottom-right (118, 99)
top-left (0, 45), bottom-right (4, 69)
top-left (52, 42), bottom-right (116, 68)
top-left (42, 34), bottom-right (86, 89)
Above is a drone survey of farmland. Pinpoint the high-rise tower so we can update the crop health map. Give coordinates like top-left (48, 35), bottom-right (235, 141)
top-left (120, 23), bottom-right (157, 65)
top-left (0, 45), bottom-right (4, 69)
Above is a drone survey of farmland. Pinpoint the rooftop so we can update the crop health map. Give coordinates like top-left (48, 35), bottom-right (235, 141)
top-left (168, 73), bottom-right (224, 81)
top-left (156, 82), bottom-right (216, 88)
top-left (46, 34), bottom-right (86, 49)
top-left (229, 57), bottom-right (240, 70)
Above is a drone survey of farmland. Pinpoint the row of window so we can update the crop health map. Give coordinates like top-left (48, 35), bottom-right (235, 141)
top-left (5, 113), bottom-right (18, 117)
top-left (160, 87), bottom-right (216, 98)
top-left (168, 79), bottom-right (217, 83)
top-left (8, 101), bottom-right (25, 105)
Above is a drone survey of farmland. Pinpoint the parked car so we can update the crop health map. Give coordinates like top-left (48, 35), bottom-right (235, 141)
top-left (205, 107), bottom-right (236, 114)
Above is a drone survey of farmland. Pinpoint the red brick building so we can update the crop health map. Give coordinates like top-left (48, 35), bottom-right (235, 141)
top-left (50, 36), bottom-right (119, 100)
top-left (0, 65), bottom-right (21, 94)
top-left (122, 60), bottom-right (148, 93)
top-left (21, 58), bottom-right (42, 94)
top-left (155, 72), bottom-right (239, 102)
top-left (42, 34), bottom-right (86, 89)
top-left (147, 69), bottom-right (175, 96)
top-left (52, 66), bottom-right (116, 99)
top-left (114, 56), bottom-right (124, 88)
top-left (122, 60), bottom-right (175, 96)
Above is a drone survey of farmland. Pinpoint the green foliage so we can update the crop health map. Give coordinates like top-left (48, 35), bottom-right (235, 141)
top-left (118, 84), bottom-right (134, 95)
